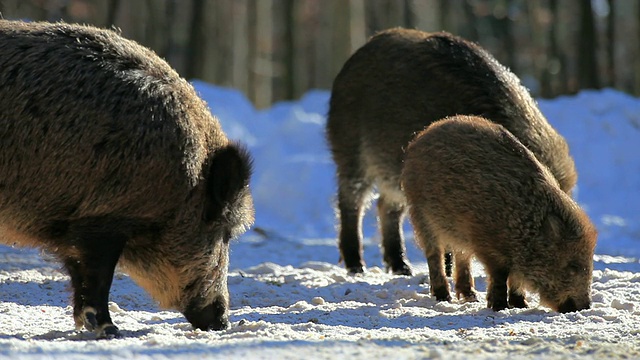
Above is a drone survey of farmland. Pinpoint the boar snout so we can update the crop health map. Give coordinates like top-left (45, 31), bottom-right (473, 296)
top-left (183, 295), bottom-right (229, 331)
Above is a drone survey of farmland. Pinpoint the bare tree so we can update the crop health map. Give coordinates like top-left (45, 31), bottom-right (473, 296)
top-left (106, 0), bottom-right (120, 26)
top-left (462, 0), bottom-right (478, 41)
top-left (185, 0), bottom-right (205, 80)
top-left (254, 0), bottom-right (273, 108)
top-left (403, 0), bottom-right (415, 28)
top-left (350, 0), bottom-right (367, 51)
top-left (636, 1), bottom-right (640, 95)
top-left (496, 0), bottom-right (516, 73)
top-left (247, 0), bottom-right (257, 103)
top-left (331, 0), bottom-right (351, 79)
top-left (160, 0), bottom-right (177, 62)
top-left (578, 0), bottom-right (600, 89)
top-left (232, 1), bottom-right (250, 96)
top-left (3, 0), bottom-right (638, 103)
top-left (607, 0), bottom-right (615, 87)
top-left (438, 0), bottom-right (451, 31)
top-left (546, 0), bottom-right (568, 96)
top-left (283, 0), bottom-right (296, 100)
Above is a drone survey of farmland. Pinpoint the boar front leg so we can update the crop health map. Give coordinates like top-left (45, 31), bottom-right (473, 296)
top-left (486, 266), bottom-right (509, 311)
top-left (60, 221), bottom-right (127, 338)
top-left (507, 275), bottom-right (528, 308)
top-left (377, 195), bottom-right (412, 275)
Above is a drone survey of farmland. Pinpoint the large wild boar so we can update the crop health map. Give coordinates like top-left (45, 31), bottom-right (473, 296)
top-left (402, 115), bottom-right (596, 312)
top-left (326, 28), bottom-right (576, 275)
top-left (0, 20), bottom-right (254, 338)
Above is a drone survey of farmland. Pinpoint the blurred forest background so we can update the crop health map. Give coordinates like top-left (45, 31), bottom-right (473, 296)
top-left (0, 0), bottom-right (636, 108)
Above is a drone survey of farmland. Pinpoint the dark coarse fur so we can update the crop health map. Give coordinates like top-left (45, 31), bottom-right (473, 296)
top-left (402, 115), bottom-right (596, 313)
top-left (326, 28), bottom-right (576, 275)
top-left (0, 20), bottom-right (254, 338)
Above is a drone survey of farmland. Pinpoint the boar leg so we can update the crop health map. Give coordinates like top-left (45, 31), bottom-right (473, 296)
top-left (444, 251), bottom-right (453, 277)
top-left (61, 223), bottom-right (127, 338)
top-left (413, 218), bottom-right (451, 301)
top-left (63, 257), bottom-right (88, 330)
top-left (485, 267), bottom-right (509, 311)
top-left (377, 195), bottom-right (411, 275)
top-left (507, 276), bottom-right (528, 308)
top-left (453, 250), bottom-right (477, 303)
top-left (425, 245), bottom-right (451, 301)
top-left (336, 173), bottom-right (372, 274)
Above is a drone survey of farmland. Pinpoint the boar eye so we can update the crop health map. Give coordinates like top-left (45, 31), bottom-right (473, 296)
top-left (567, 261), bottom-right (585, 275)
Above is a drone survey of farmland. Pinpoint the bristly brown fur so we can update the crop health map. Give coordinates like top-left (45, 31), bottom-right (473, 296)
top-left (326, 27), bottom-right (577, 275)
top-left (0, 19), bottom-right (254, 337)
top-left (402, 115), bottom-right (596, 313)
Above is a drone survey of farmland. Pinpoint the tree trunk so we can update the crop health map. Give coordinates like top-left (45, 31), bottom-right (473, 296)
top-left (606, 0), bottom-right (615, 87)
top-left (283, 0), bottom-right (295, 100)
top-left (106, 0), bottom-right (121, 27)
top-left (546, 0), bottom-right (567, 96)
top-left (247, 0), bottom-right (258, 104)
top-left (462, 0), bottom-right (478, 41)
top-left (185, 0), bottom-right (205, 80)
top-left (292, 1), bottom-right (311, 100)
top-left (232, 0), bottom-right (250, 98)
top-left (403, 0), bottom-right (415, 28)
top-left (578, 0), bottom-right (600, 89)
top-left (438, 0), bottom-right (451, 32)
top-left (315, 2), bottom-right (333, 89)
top-left (160, 0), bottom-right (177, 62)
top-left (331, 0), bottom-right (351, 80)
top-left (350, 0), bottom-right (367, 52)
top-left (254, 0), bottom-right (273, 108)
top-left (496, 0), bottom-right (516, 73)
top-left (636, 1), bottom-right (640, 95)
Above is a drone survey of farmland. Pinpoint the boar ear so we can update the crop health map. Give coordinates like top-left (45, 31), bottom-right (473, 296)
top-left (204, 144), bottom-right (252, 223)
top-left (543, 211), bottom-right (564, 240)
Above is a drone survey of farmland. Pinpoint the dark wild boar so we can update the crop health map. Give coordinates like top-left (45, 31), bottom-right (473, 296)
top-left (0, 20), bottom-right (254, 338)
top-left (326, 28), bottom-right (576, 275)
top-left (402, 115), bottom-right (596, 312)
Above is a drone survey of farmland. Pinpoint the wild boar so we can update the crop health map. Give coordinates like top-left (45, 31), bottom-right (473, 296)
top-left (0, 20), bottom-right (254, 338)
top-left (402, 115), bottom-right (596, 312)
top-left (326, 28), bottom-right (576, 275)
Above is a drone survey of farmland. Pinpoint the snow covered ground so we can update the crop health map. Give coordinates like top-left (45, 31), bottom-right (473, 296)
top-left (0, 83), bottom-right (638, 359)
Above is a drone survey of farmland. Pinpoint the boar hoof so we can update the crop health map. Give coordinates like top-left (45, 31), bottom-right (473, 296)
top-left (557, 298), bottom-right (589, 313)
top-left (389, 263), bottom-right (412, 276)
top-left (346, 265), bottom-right (365, 275)
top-left (82, 308), bottom-right (98, 332)
top-left (457, 291), bottom-right (478, 303)
top-left (96, 324), bottom-right (121, 339)
top-left (508, 293), bottom-right (528, 309)
top-left (488, 298), bottom-right (509, 311)
top-left (432, 287), bottom-right (452, 302)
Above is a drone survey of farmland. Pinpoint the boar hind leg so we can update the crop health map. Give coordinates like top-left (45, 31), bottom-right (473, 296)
top-left (425, 245), bottom-right (450, 301)
top-left (377, 195), bottom-right (411, 275)
top-left (413, 218), bottom-right (450, 301)
top-left (485, 267), bottom-right (510, 311)
top-left (453, 250), bottom-right (477, 303)
top-left (336, 172), bottom-right (372, 274)
top-left (60, 222), bottom-right (127, 338)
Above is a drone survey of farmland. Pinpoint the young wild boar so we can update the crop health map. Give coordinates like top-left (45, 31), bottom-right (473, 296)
top-left (326, 28), bottom-right (576, 275)
top-left (402, 115), bottom-right (596, 312)
top-left (0, 20), bottom-right (254, 338)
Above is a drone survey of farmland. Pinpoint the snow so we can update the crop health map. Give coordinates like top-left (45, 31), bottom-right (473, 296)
top-left (0, 82), bottom-right (638, 359)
